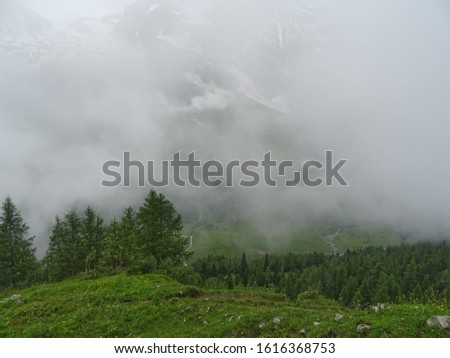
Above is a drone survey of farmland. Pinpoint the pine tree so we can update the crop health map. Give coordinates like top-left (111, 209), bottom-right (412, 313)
top-left (137, 190), bottom-right (189, 269)
top-left (0, 196), bottom-right (37, 287)
top-left (81, 207), bottom-right (105, 272)
top-left (102, 207), bottom-right (141, 273)
top-left (374, 272), bottom-right (390, 303)
top-left (284, 272), bottom-right (298, 300)
top-left (226, 273), bottom-right (234, 290)
top-left (240, 253), bottom-right (249, 287)
top-left (62, 209), bottom-right (83, 277)
top-left (44, 216), bottom-right (66, 281)
top-left (44, 210), bottom-right (83, 279)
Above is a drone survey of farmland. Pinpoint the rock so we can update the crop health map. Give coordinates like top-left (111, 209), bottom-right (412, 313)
top-left (372, 303), bottom-right (384, 313)
top-left (273, 316), bottom-right (281, 325)
top-left (313, 321), bottom-right (320, 326)
top-left (427, 316), bottom-right (450, 329)
top-left (2, 294), bottom-right (22, 303)
top-left (300, 328), bottom-right (308, 335)
top-left (335, 313), bottom-right (344, 322)
top-left (259, 323), bottom-right (265, 329)
top-left (357, 324), bottom-right (371, 333)
top-left (372, 303), bottom-right (385, 313)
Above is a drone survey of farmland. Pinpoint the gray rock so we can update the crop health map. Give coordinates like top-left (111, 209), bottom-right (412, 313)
top-left (427, 316), bottom-right (450, 329)
top-left (357, 324), bottom-right (371, 333)
top-left (335, 313), bottom-right (344, 322)
top-left (372, 303), bottom-right (385, 313)
top-left (2, 294), bottom-right (23, 303)
top-left (300, 328), bottom-right (308, 335)
top-left (273, 316), bottom-right (281, 325)
top-left (313, 321), bottom-right (320, 326)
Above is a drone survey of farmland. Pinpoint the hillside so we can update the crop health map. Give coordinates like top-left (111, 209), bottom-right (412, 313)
top-left (1, 274), bottom-right (449, 338)
top-left (183, 221), bottom-right (406, 257)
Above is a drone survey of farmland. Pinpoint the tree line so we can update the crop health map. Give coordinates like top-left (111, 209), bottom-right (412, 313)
top-left (189, 246), bottom-right (450, 306)
top-left (0, 190), bottom-right (190, 287)
top-left (0, 191), bottom-right (449, 307)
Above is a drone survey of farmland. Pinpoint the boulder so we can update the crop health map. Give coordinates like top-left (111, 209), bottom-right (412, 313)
top-left (357, 324), bottom-right (371, 333)
top-left (427, 316), bottom-right (450, 329)
top-left (372, 303), bottom-right (385, 313)
top-left (2, 294), bottom-right (22, 303)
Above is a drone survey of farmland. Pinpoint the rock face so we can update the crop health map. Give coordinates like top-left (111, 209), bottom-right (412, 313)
top-left (357, 324), bottom-right (371, 333)
top-left (426, 316), bottom-right (450, 329)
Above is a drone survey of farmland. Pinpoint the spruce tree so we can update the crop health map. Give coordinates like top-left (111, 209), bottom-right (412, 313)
top-left (44, 216), bottom-right (66, 281)
top-left (102, 207), bottom-right (141, 273)
top-left (62, 209), bottom-right (83, 277)
top-left (240, 253), bottom-right (249, 287)
top-left (44, 210), bottom-right (83, 279)
top-left (137, 190), bottom-right (189, 269)
top-left (0, 196), bottom-right (37, 287)
top-left (81, 207), bottom-right (105, 272)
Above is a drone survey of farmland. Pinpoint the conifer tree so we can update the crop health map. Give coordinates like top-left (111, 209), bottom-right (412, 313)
top-left (0, 196), bottom-right (37, 287)
top-left (81, 206), bottom-right (105, 272)
top-left (240, 253), bottom-right (249, 287)
top-left (137, 190), bottom-right (189, 269)
top-left (102, 207), bottom-right (141, 272)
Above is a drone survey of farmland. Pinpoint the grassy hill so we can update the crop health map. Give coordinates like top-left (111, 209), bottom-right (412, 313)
top-left (183, 220), bottom-right (405, 257)
top-left (1, 274), bottom-right (449, 338)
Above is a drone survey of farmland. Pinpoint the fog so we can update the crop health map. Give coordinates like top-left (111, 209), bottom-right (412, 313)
top-left (1, 0), bottom-right (450, 257)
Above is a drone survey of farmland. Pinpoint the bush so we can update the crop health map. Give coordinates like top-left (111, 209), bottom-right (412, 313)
top-left (297, 289), bottom-right (323, 301)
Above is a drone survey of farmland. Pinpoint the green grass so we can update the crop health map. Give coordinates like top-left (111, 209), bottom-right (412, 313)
top-left (184, 220), bottom-right (404, 257)
top-left (1, 274), bottom-right (449, 338)
top-left (335, 226), bottom-right (402, 251)
top-left (185, 221), bottom-right (335, 257)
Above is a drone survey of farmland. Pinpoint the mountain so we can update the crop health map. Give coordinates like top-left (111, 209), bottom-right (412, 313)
top-left (0, 0), bottom-right (321, 113)
top-left (0, 1), bottom-right (118, 63)
top-left (0, 0), bottom-right (51, 38)
top-left (112, 0), bottom-right (320, 114)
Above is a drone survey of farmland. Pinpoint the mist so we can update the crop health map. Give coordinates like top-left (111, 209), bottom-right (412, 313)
top-left (1, 0), bottom-right (450, 257)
